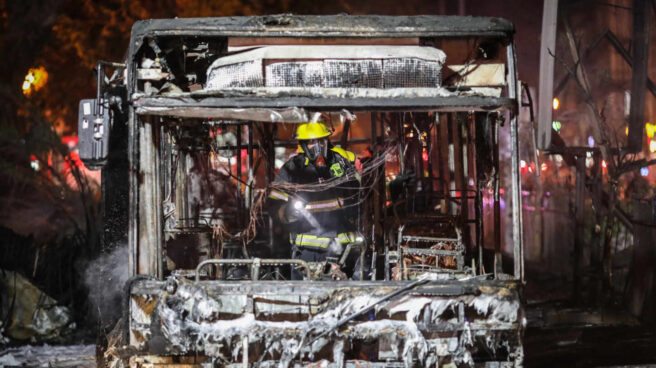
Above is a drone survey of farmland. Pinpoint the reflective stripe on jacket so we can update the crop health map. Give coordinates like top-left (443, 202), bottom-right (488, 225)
top-left (268, 188), bottom-right (289, 201)
top-left (268, 148), bottom-right (360, 251)
top-left (290, 232), bottom-right (357, 249)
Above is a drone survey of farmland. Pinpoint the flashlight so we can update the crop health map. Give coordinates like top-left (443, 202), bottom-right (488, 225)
top-left (290, 198), bottom-right (322, 230)
top-left (293, 200), bottom-right (305, 211)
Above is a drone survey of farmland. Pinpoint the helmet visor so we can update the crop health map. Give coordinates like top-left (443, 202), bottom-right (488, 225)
top-left (302, 139), bottom-right (328, 161)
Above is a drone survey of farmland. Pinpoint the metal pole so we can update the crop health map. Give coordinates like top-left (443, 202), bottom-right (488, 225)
top-left (378, 115), bottom-right (388, 277)
top-left (372, 113), bottom-right (387, 280)
top-left (126, 41), bottom-right (140, 279)
top-left (248, 122), bottom-right (254, 208)
top-left (236, 124), bottom-right (243, 226)
top-left (242, 337), bottom-right (249, 367)
top-left (475, 113), bottom-right (484, 274)
top-left (438, 114), bottom-right (448, 213)
top-left (604, 30), bottom-right (656, 99)
top-left (128, 109), bottom-right (138, 277)
top-left (454, 114), bottom-right (469, 252)
top-left (537, 0), bottom-right (559, 149)
top-left (138, 117), bottom-right (162, 277)
top-left (95, 63), bottom-right (103, 116)
top-left (493, 119), bottom-right (502, 277)
top-left (573, 154), bottom-right (586, 304)
top-left (628, 0), bottom-right (651, 152)
top-left (477, 181), bottom-right (484, 275)
top-left (508, 41), bottom-right (524, 281)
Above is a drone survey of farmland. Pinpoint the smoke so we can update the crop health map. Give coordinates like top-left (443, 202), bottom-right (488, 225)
top-left (83, 244), bottom-right (128, 329)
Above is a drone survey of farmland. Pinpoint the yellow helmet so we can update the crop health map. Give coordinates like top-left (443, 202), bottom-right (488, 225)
top-left (295, 122), bottom-right (332, 140)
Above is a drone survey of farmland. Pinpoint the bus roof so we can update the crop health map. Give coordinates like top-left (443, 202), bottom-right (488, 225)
top-left (130, 14), bottom-right (514, 42)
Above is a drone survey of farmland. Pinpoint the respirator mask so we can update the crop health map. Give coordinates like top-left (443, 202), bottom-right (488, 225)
top-left (301, 138), bottom-right (328, 166)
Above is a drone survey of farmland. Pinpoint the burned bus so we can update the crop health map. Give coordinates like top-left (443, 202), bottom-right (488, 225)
top-left (79, 15), bottom-right (525, 367)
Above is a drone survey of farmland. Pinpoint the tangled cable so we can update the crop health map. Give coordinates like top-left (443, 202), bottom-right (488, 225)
top-left (269, 145), bottom-right (396, 210)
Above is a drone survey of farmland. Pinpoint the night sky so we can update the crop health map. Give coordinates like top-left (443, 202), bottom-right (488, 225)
top-left (1, 0), bottom-right (544, 134)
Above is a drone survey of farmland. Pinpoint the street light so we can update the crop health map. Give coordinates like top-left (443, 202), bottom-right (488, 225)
top-left (22, 66), bottom-right (48, 96)
top-left (646, 122), bottom-right (656, 139)
top-left (640, 167), bottom-right (649, 176)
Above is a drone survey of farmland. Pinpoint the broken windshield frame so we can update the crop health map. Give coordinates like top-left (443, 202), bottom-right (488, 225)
top-left (124, 15), bottom-right (522, 283)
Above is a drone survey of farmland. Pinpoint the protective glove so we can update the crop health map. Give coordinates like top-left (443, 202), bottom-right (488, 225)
top-left (398, 169), bottom-right (416, 186)
top-left (278, 202), bottom-right (300, 223)
top-left (389, 169), bottom-right (416, 201)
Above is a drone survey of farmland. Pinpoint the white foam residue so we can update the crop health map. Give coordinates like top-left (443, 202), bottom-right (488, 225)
top-left (387, 296), bottom-right (432, 322)
top-left (469, 294), bottom-right (519, 323)
top-left (153, 279), bottom-right (522, 366)
top-left (429, 298), bottom-right (459, 321)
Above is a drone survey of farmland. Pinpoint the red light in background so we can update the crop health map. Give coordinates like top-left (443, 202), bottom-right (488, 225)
top-left (422, 150), bottom-right (429, 162)
top-left (68, 151), bottom-right (83, 167)
top-left (61, 136), bottom-right (78, 149)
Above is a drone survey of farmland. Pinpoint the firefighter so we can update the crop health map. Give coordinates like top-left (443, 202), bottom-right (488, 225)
top-left (268, 119), bottom-right (361, 280)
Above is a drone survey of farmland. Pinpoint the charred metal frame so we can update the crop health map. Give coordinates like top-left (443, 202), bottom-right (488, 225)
top-left (118, 14), bottom-right (525, 366)
top-left (195, 259), bottom-right (312, 281)
top-left (126, 14), bottom-right (522, 281)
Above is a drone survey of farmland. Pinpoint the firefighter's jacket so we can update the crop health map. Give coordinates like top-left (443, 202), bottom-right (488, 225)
top-left (269, 147), bottom-right (361, 255)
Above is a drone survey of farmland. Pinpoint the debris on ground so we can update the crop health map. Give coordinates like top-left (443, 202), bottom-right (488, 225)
top-left (0, 344), bottom-right (96, 367)
top-left (0, 269), bottom-right (75, 342)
